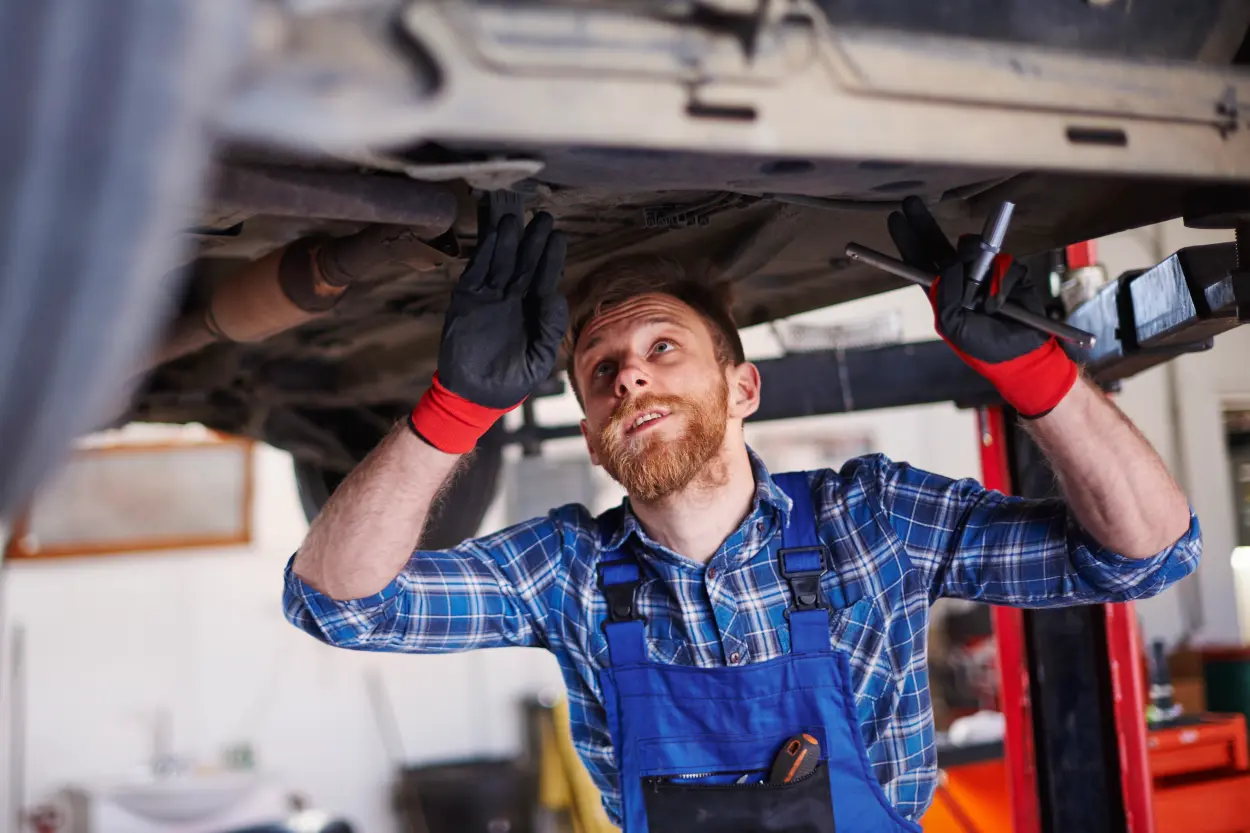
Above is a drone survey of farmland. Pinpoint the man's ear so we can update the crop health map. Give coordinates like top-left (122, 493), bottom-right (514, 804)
top-left (727, 361), bottom-right (761, 420)
top-left (580, 418), bottom-right (602, 466)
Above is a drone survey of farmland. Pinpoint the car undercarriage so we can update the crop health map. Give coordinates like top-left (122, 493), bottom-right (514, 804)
top-left (5, 0), bottom-right (1250, 530)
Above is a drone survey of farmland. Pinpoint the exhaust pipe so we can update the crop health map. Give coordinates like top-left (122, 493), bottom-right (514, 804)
top-left (153, 223), bottom-right (459, 367)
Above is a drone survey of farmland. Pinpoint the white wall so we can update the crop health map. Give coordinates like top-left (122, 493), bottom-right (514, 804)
top-left (0, 443), bottom-right (565, 833)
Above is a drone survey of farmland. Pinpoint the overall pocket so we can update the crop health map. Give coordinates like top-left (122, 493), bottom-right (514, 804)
top-left (641, 761), bottom-right (835, 833)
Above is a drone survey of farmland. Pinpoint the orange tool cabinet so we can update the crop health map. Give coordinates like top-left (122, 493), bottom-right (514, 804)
top-left (1151, 713), bottom-right (1250, 833)
top-left (923, 713), bottom-right (1250, 833)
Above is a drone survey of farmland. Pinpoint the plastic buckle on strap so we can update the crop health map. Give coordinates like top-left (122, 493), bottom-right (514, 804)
top-left (778, 547), bottom-right (829, 615)
top-left (601, 582), bottom-right (639, 625)
top-left (597, 563), bottom-right (642, 630)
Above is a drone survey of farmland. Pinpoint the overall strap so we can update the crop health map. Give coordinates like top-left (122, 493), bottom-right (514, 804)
top-left (597, 556), bottom-right (647, 666)
top-left (772, 473), bottom-right (832, 655)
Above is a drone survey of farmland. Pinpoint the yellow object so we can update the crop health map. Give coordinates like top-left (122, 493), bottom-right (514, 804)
top-left (537, 698), bottom-right (618, 833)
top-left (537, 715), bottom-right (573, 811)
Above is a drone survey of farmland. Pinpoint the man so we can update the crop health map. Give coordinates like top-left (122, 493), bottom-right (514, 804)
top-left (285, 204), bottom-right (1200, 832)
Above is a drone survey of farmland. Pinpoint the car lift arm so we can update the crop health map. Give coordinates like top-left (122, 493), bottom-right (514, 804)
top-left (508, 233), bottom-right (1248, 450)
top-left (1067, 236), bottom-right (1250, 384)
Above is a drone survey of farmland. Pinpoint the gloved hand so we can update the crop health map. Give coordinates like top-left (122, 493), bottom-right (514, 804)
top-left (410, 211), bottom-right (568, 453)
top-left (887, 197), bottom-right (1077, 418)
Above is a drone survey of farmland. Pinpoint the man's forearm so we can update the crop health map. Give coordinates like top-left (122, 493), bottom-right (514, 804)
top-left (292, 424), bottom-right (464, 599)
top-left (1025, 376), bottom-right (1191, 559)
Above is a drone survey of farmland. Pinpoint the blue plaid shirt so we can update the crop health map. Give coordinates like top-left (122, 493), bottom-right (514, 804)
top-left (284, 450), bottom-right (1200, 825)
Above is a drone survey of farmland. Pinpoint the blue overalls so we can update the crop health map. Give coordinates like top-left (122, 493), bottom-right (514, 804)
top-left (596, 474), bottom-right (921, 833)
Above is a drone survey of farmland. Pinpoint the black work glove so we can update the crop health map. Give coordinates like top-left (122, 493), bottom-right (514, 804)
top-left (411, 212), bottom-right (568, 453)
top-left (888, 197), bottom-right (1077, 418)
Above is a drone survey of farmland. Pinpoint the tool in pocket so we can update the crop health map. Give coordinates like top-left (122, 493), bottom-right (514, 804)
top-left (769, 733), bottom-right (821, 785)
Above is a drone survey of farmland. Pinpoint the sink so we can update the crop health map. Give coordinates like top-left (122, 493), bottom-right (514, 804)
top-left (108, 773), bottom-right (261, 823)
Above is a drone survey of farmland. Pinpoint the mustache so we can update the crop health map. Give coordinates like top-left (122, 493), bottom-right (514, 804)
top-left (605, 393), bottom-right (687, 434)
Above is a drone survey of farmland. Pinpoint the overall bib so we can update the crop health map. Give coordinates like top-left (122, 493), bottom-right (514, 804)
top-left (596, 474), bottom-right (921, 833)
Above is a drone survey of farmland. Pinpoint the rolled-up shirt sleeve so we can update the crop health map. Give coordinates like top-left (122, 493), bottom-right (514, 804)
top-left (283, 512), bottom-right (566, 653)
top-left (863, 455), bottom-right (1202, 606)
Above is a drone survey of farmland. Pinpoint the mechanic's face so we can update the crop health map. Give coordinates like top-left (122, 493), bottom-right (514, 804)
top-left (574, 293), bottom-right (759, 503)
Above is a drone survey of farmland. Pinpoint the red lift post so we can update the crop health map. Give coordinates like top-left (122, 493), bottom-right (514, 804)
top-left (989, 241), bottom-right (1157, 833)
top-left (982, 405), bottom-right (1041, 833)
top-left (1065, 241), bottom-right (1156, 833)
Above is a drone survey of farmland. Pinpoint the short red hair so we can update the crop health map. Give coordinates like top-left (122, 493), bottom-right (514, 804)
top-left (564, 255), bottom-right (745, 402)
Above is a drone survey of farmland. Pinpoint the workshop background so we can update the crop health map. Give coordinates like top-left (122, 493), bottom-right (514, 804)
top-left (0, 218), bottom-right (1246, 833)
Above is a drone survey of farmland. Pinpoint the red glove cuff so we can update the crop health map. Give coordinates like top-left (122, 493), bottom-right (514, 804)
top-left (409, 373), bottom-right (520, 454)
top-left (954, 338), bottom-right (1079, 418)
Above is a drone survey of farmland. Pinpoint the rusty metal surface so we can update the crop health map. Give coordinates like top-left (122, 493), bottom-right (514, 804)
top-left (125, 0), bottom-right (1250, 467)
top-left (208, 246), bottom-right (333, 342)
top-left (151, 218), bottom-right (458, 368)
top-left (212, 165), bottom-right (460, 230)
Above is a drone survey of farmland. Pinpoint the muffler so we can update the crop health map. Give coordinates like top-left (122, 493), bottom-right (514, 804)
top-left (154, 223), bottom-right (459, 366)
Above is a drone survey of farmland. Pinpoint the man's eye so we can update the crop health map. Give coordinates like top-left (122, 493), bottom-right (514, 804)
top-left (593, 361), bottom-right (614, 378)
top-left (653, 340), bottom-right (674, 354)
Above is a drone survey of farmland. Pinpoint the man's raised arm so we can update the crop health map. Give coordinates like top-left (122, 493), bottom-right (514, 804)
top-left (882, 198), bottom-right (1200, 605)
top-left (1026, 377), bottom-right (1190, 559)
top-left (293, 427), bottom-right (462, 599)
top-left (292, 211), bottom-right (568, 600)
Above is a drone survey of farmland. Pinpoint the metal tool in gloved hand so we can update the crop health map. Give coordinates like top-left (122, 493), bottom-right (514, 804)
top-left (959, 201), bottom-right (1015, 310)
top-left (845, 195), bottom-right (1094, 349)
top-left (844, 242), bottom-right (1094, 349)
top-left (882, 197), bottom-right (1080, 419)
top-left (409, 211), bottom-right (569, 453)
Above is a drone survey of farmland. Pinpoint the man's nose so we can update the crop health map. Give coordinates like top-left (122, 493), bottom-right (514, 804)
top-left (614, 362), bottom-right (650, 398)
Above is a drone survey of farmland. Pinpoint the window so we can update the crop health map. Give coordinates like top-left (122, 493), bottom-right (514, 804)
top-left (5, 430), bottom-right (254, 560)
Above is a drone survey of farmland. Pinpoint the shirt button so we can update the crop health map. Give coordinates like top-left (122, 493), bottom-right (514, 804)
top-left (708, 566), bottom-right (718, 580)
top-left (730, 652), bottom-right (742, 664)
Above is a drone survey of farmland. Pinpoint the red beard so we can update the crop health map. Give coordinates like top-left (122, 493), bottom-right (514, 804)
top-left (596, 378), bottom-right (728, 503)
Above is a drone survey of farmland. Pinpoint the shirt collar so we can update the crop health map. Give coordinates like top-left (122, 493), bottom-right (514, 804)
top-left (600, 446), bottom-right (793, 554)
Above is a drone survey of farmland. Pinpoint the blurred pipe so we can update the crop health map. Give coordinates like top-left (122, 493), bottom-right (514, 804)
top-left (213, 166), bottom-right (459, 227)
top-left (152, 223), bottom-right (459, 367)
